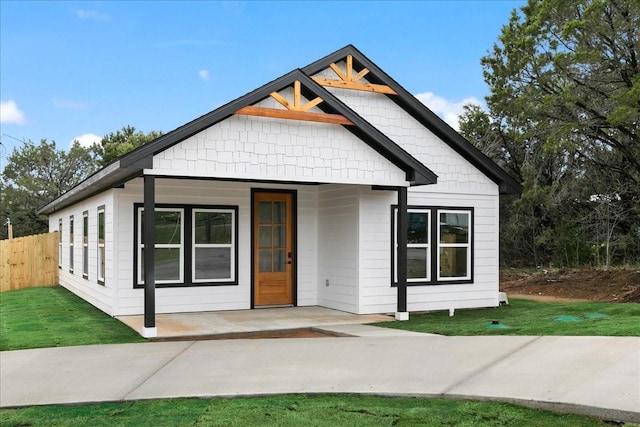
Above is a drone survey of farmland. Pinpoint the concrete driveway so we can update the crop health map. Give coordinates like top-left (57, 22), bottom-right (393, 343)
top-left (1, 332), bottom-right (638, 423)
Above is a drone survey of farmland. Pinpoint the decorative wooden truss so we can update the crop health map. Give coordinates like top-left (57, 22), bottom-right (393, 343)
top-left (312, 55), bottom-right (397, 95)
top-left (235, 80), bottom-right (353, 125)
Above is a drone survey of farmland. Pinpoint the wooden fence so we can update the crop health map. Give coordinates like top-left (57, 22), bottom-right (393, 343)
top-left (0, 232), bottom-right (59, 292)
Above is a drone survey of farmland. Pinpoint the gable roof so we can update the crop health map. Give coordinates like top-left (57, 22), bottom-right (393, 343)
top-left (117, 69), bottom-right (437, 185)
top-left (39, 45), bottom-right (520, 215)
top-left (303, 45), bottom-right (522, 195)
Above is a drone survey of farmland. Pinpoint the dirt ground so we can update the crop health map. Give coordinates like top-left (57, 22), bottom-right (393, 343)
top-left (500, 268), bottom-right (640, 303)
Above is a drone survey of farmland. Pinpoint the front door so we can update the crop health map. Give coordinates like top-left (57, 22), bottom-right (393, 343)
top-left (253, 191), bottom-right (294, 306)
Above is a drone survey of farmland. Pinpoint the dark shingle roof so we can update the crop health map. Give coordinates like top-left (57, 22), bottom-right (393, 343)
top-left (39, 45), bottom-right (520, 215)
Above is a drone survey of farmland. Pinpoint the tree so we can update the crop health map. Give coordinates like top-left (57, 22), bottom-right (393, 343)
top-left (92, 125), bottom-right (162, 167)
top-left (482, 0), bottom-right (639, 187)
top-left (0, 140), bottom-right (96, 239)
top-left (462, 0), bottom-right (640, 267)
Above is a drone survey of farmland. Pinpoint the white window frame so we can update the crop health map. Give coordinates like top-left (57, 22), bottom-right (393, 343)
top-left (137, 207), bottom-right (184, 285)
top-left (69, 215), bottom-right (74, 273)
top-left (192, 208), bottom-right (236, 283)
top-left (97, 206), bottom-right (105, 285)
top-left (437, 209), bottom-right (472, 281)
top-left (58, 219), bottom-right (63, 269)
top-left (394, 208), bottom-right (430, 282)
top-left (82, 211), bottom-right (89, 279)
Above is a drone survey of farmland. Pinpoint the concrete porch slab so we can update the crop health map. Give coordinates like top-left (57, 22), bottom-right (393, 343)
top-left (116, 306), bottom-right (394, 338)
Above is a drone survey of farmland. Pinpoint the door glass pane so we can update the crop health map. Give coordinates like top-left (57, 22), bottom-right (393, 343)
top-left (408, 213), bottom-right (428, 244)
top-left (407, 248), bottom-right (427, 279)
top-left (273, 225), bottom-right (285, 247)
top-left (195, 247), bottom-right (231, 280)
top-left (259, 249), bottom-right (272, 272)
top-left (195, 212), bottom-right (231, 244)
top-left (440, 247), bottom-right (468, 277)
top-left (273, 201), bottom-right (286, 223)
top-left (259, 226), bottom-right (272, 248)
top-left (273, 249), bottom-right (286, 272)
top-left (440, 213), bottom-right (469, 244)
top-left (259, 201), bottom-right (272, 224)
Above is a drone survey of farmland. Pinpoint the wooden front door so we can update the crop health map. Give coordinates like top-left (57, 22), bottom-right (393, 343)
top-left (253, 191), bottom-right (294, 306)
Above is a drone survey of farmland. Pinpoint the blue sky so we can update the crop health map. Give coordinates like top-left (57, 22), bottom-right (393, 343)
top-left (0, 0), bottom-right (525, 159)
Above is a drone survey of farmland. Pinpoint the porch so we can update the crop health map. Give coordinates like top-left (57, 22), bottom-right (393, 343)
top-left (117, 306), bottom-right (398, 339)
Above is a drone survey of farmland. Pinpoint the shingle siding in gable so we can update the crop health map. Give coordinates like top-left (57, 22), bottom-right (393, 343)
top-left (150, 110), bottom-right (409, 187)
top-left (314, 68), bottom-right (497, 195)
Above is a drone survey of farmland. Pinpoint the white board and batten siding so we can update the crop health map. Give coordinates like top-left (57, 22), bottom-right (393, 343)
top-left (317, 184), bottom-right (361, 313)
top-left (317, 65), bottom-right (501, 313)
top-left (48, 191), bottom-right (116, 315)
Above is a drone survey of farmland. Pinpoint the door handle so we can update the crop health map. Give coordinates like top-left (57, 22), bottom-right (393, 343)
top-left (287, 251), bottom-right (292, 264)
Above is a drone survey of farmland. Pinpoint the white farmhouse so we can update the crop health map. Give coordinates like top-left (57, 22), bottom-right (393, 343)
top-left (40, 45), bottom-right (520, 337)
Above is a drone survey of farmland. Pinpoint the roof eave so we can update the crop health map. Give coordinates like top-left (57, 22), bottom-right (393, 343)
top-left (37, 161), bottom-right (142, 215)
top-left (303, 45), bottom-right (521, 195)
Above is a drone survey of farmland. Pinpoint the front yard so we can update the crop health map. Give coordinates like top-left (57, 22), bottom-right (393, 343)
top-left (0, 286), bottom-right (144, 351)
top-left (374, 298), bottom-right (640, 336)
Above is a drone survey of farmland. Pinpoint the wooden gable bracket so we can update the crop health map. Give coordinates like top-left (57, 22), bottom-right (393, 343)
top-left (235, 80), bottom-right (354, 125)
top-left (312, 55), bottom-right (397, 95)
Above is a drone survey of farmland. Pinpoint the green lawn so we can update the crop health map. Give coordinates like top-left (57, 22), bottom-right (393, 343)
top-left (374, 298), bottom-right (640, 336)
top-left (0, 394), bottom-right (620, 427)
top-left (0, 286), bottom-right (144, 351)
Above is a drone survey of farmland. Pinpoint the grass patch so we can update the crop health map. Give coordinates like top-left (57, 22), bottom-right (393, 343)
top-left (0, 287), bottom-right (144, 351)
top-left (0, 394), bottom-right (620, 426)
top-left (374, 299), bottom-right (640, 336)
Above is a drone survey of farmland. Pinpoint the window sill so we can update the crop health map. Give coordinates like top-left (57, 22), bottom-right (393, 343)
top-left (392, 279), bottom-right (474, 287)
top-left (134, 281), bottom-right (238, 289)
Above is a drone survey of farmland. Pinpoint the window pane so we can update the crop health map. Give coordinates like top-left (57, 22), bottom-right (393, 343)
top-left (407, 248), bottom-right (428, 279)
top-left (440, 247), bottom-right (468, 278)
top-left (194, 212), bottom-right (232, 244)
top-left (155, 212), bottom-right (181, 244)
top-left (98, 212), bottom-right (105, 241)
top-left (194, 247), bottom-right (231, 280)
top-left (259, 249), bottom-right (272, 272)
top-left (273, 201), bottom-right (286, 223)
top-left (408, 213), bottom-right (428, 244)
top-left (440, 213), bottom-right (469, 244)
top-left (259, 226), bottom-right (272, 248)
top-left (98, 247), bottom-right (105, 280)
top-left (141, 248), bottom-right (181, 281)
top-left (273, 225), bottom-right (285, 247)
top-left (141, 211), bottom-right (182, 244)
top-left (259, 201), bottom-right (272, 224)
top-left (83, 215), bottom-right (88, 243)
top-left (273, 249), bottom-right (286, 272)
top-left (83, 246), bottom-right (88, 274)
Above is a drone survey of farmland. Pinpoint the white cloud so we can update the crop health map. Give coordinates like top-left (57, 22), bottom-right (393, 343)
top-left (71, 133), bottom-right (102, 149)
top-left (0, 100), bottom-right (26, 124)
top-left (53, 98), bottom-right (89, 109)
top-left (75, 9), bottom-right (110, 21)
top-left (414, 92), bottom-right (483, 131)
top-left (198, 70), bottom-right (210, 81)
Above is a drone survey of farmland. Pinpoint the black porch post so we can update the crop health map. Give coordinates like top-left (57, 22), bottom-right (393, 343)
top-left (143, 175), bottom-right (156, 336)
top-left (397, 186), bottom-right (408, 314)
